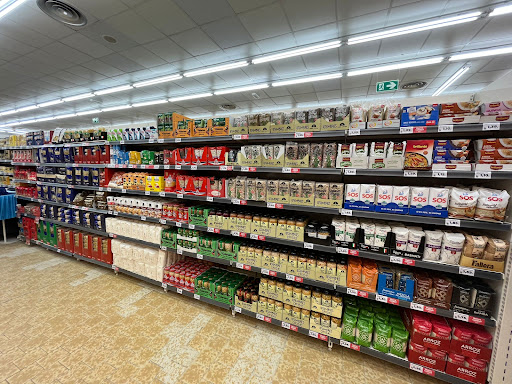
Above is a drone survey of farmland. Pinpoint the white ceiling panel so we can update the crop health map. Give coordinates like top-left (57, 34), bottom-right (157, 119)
top-left (105, 10), bottom-right (166, 44)
top-left (252, 98), bottom-right (277, 108)
top-left (387, 0), bottom-right (447, 24)
top-left (170, 28), bottom-right (220, 56)
top-left (463, 69), bottom-right (510, 85)
top-left (337, 10), bottom-right (390, 37)
top-left (256, 33), bottom-right (297, 54)
top-left (472, 16), bottom-right (512, 43)
top-left (317, 90), bottom-right (343, 100)
top-left (217, 69), bottom-right (252, 84)
top-left (0, 20), bottom-right (53, 49)
top-left (341, 74), bottom-right (372, 89)
top-left (269, 57), bottom-right (308, 76)
top-left (173, 0), bottom-right (235, 25)
top-left (239, 3), bottom-right (292, 40)
top-left (401, 64), bottom-right (448, 83)
top-left (377, 32), bottom-right (431, 59)
top-left (336, 0), bottom-right (392, 20)
top-left (271, 95), bottom-right (296, 105)
top-left (0, 35), bottom-right (35, 56)
top-left (0, 49), bottom-right (20, 63)
top-left (65, 66), bottom-right (107, 83)
top-left (120, 46), bottom-right (168, 69)
top-left (73, 0), bottom-right (128, 19)
top-left (81, 60), bottom-right (126, 78)
top-left (293, 23), bottom-right (340, 45)
top-left (223, 42), bottom-right (262, 60)
top-left (341, 86), bottom-right (370, 98)
top-left (227, 0), bottom-right (275, 13)
top-left (78, 21), bottom-right (140, 53)
top-left (282, 0), bottom-right (337, 31)
top-left (479, 56), bottom-right (512, 73)
top-left (263, 88), bottom-right (291, 98)
top-left (283, 84), bottom-right (316, 95)
top-left (195, 50), bottom-right (236, 66)
top-left (134, 0), bottom-right (196, 36)
top-left (313, 79), bottom-right (343, 93)
top-left (61, 33), bottom-right (115, 59)
top-left (293, 93), bottom-right (319, 103)
top-left (421, 19), bottom-right (488, 53)
top-left (303, 49), bottom-right (341, 72)
top-left (201, 16), bottom-right (253, 49)
top-left (144, 38), bottom-right (192, 63)
top-left (6, 6), bottom-right (75, 40)
top-left (41, 42), bottom-right (93, 65)
top-left (99, 53), bottom-right (146, 73)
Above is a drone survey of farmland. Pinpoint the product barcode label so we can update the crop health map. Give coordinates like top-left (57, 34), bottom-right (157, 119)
top-left (194, 294), bottom-right (200, 300)
top-left (140, 216), bottom-right (146, 221)
top-left (453, 312), bottom-right (469, 321)
top-left (177, 249), bottom-right (183, 255)
top-left (483, 122), bottom-right (500, 131)
top-left (176, 288), bottom-right (183, 294)
top-left (303, 242), bottom-right (314, 249)
top-left (445, 218), bottom-right (460, 227)
top-left (191, 165), bottom-right (197, 170)
top-left (404, 170), bottom-right (417, 177)
top-left (347, 288), bottom-right (358, 296)
top-left (344, 168), bottom-right (356, 175)
top-left (196, 254), bottom-right (203, 260)
top-left (261, 268), bottom-right (269, 275)
top-left (339, 208), bottom-right (353, 216)
top-left (399, 127), bottom-right (413, 134)
top-left (475, 171), bottom-right (491, 179)
top-left (432, 170), bottom-right (447, 178)
top-left (234, 306), bottom-right (242, 313)
top-left (159, 192), bottom-right (166, 197)
top-left (206, 196), bottom-right (214, 202)
top-left (459, 266), bottom-right (475, 276)
top-left (175, 138), bottom-right (182, 143)
top-left (438, 124), bottom-right (453, 133)
top-left (376, 294), bottom-right (388, 303)
top-left (256, 313), bottom-right (264, 321)
top-left (176, 222), bottom-right (182, 227)
top-left (188, 224), bottom-right (195, 229)
top-left (177, 194), bottom-right (184, 199)
top-left (348, 129), bottom-right (360, 136)
top-left (410, 302), bottom-right (424, 311)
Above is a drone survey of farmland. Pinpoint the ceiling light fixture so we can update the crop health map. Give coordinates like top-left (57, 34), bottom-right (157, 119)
top-left (252, 41), bottom-right (341, 64)
top-left (347, 57), bottom-right (444, 76)
top-left (102, 105), bottom-right (132, 112)
top-left (132, 99), bottom-right (169, 108)
top-left (0, 0), bottom-right (28, 20)
top-left (214, 83), bottom-right (269, 95)
top-left (272, 73), bottom-right (342, 87)
top-left (53, 113), bottom-right (76, 120)
top-left (36, 116), bottom-right (56, 122)
top-left (94, 85), bottom-right (133, 95)
top-left (489, 4), bottom-right (512, 16)
top-left (0, 109), bottom-right (17, 116)
top-left (17, 119), bottom-right (37, 125)
top-left (184, 61), bottom-right (248, 77)
top-left (348, 12), bottom-right (481, 45)
top-left (432, 64), bottom-right (471, 96)
top-left (16, 105), bottom-right (39, 112)
top-left (37, 99), bottom-right (63, 107)
top-left (449, 46), bottom-right (512, 61)
top-left (132, 74), bottom-right (183, 88)
top-left (76, 109), bottom-right (102, 116)
top-left (169, 93), bottom-right (213, 102)
top-left (62, 93), bottom-right (94, 102)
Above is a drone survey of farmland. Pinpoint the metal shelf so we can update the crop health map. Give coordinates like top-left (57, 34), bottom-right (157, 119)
top-left (116, 267), bottom-right (162, 287)
top-left (344, 168), bottom-right (512, 180)
top-left (164, 285), bottom-right (232, 310)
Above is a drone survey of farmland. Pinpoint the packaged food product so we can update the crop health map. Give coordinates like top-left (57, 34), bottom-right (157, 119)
top-left (401, 104), bottom-right (439, 126)
top-left (411, 187), bottom-right (429, 209)
top-left (350, 105), bottom-right (366, 122)
top-left (360, 184), bottom-right (375, 205)
top-left (345, 184), bottom-right (361, 203)
top-left (463, 234), bottom-right (488, 259)
top-left (480, 101), bottom-right (512, 116)
top-left (440, 232), bottom-right (465, 264)
top-left (428, 187), bottom-right (449, 210)
top-left (368, 105), bottom-right (384, 121)
top-left (322, 143), bottom-right (337, 168)
top-left (374, 223), bottom-right (391, 248)
top-left (474, 188), bottom-right (510, 222)
top-left (384, 104), bottom-right (401, 120)
top-left (483, 238), bottom-right (509, 261)
top-left (423, 230), bottom-right (444, 261)
top-left (407, 229), bottom-right (425, 253)
top-left (376, 185), bottom-right (393, 206)
top-left (448, 188), bottom-right (478, 219)
top-left (404, 140), bottom-right (434, 169)
top-left (440, 102), bottom-right (481, 116)
top-left (392, 186), bottom-right (410, 208)
top-left (392, 227), bottom-right (409, 250)
top-left (310, 143), bottom-right (323, 168)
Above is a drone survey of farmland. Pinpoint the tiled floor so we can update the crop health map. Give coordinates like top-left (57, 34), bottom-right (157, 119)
top-left (0, 242), bottom-right (441, 384)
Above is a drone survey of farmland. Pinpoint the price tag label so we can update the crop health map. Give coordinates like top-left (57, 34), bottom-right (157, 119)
top-left (390, 256), bottom-right (403, 264)
top-left (197, 254), bottom-right (203, 260)
top-left (120, 140), bottom-right (125, 145)
top-left (285, 274), bottom-right (295, 281)
top-left (128, 164), bottom-right (135, 168)
top-left (459, 266), bottom-right (475, 276)
top-left (483, 122), bottom-right (500, 131)
top-left (107, 188), bottom-right (112, 192)
top-left (432, 170), bottom-right (447, 178)
top-left (188, 224), bottom-right (195, 229)
top-left (176, 288), bottom-right (183, 294)
top-left (339, 208), bottom-right (353, 216)
top-left (160, 246), bottom-right (167, 251)
top-left (176, 222), bottom-right (182, 227)
top-left (445, 218), bottom-right (460, 227)
top-left (453, 312), bottom-right (469, 322)
top-left (206, 196), bottom-right (214, 202)
top-left (347, 288), bottom-right (358, 296)
top-left (236, 262), bottom-right (243, 269)
top-left (376, 294), bottom-right (388, 303)
top-left (404, 170), bottom-right (417, 177)
top-left (410, 302), bottom-right (425, 311)
top-left (57, 249), bottom-right (61, 253)
top-left (294, 132), bottom-right (305, 138)
top-left (241, 166), bottom-right (249, 172)
top-left (468, 316), bottom-right (485, 325)
top-left (157, 139), bottom-right (164, 143)
top-left (308, 330), bottom-right (319, 339)
top-left (121, 189), bottom-right (127, 193)
top-left (175, 165), bottom-right (182, 170)
top-left (250, 234), bottom-right (258, 240)
top-left (234, 306), bottom-right (242, 313)
top-left (177, 248), bottom-right (183, 255)
top-left (256, 313), bottom-right (264, 321)
top-left (175, 138), bottom-right (182, 143)
top-left (348, 128), bottom-right (360, 136)
top-left (281, 322), bottom-right (291, 329)
top-left (261, 268), bottom-right (269, 275)
top-left (219, 165), bottom-right (228, 171)
top-left (400, 127), bottom-right (413, 134)
top-left (207, 227), bottom-right (214, 233)
top-left (475, 171), bottom-right (491, 179)
top-left (145, 191), bottom-right (150, 196)
top-left (340, 340), bottom-right (351, 348)
top-left (410, 363), bottom-right (424, 374)
top-left (159, 192), bottom-right (166, 197)
top-left (149, 139), bottom-right (155, 143)
top-left (140, 216), bottom-right (146, 221)
top-left (177, 194), bottom-right (184, 199)
top-left (438, 124), bottom-right (453, 133)
top-left (267, 202), bottom-right (276, 208)
top-left (194, 294), bottom-right (200, 300)
top-left (159, 219), bottom-right (166, 224)
top-left (113, 211), bottom-right (119, 216)
top-left (162, 283), bottom-right (167, 289)
top-left (282, 167), bottom-right (291, 173)
top-left (303, 242), bottom-right (314, 250)
top-left (231, 231), bottom-right (240, 237)
top-left (336, 247), bottom-right (349, 254)
top-left (344, 168), bottom-right (356, 175)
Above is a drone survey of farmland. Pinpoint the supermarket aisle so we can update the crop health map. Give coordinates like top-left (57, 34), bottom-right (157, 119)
top-left (0, 242), bottom-right (438, 384)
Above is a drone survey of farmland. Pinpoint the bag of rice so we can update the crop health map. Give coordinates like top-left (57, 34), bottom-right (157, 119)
top-left (411, 187), bottom-right (429, 209)
top-left (356, 318), bottom-right (373, 347)
top-left (483, 238), bottom-right (510, 261)
top-left (448, 187), bottom-right (478, 219)
top-left (407, 228), bottom-right (425, 253)
top-left (392, 185), bottom-right (410, 208)
top-left (390, 327), bottom-right (409, 358)
top-left (462, 234), bottom-right (488, 259)
top-left (429, 187), bottom-right (449, 210)
top-left (376, 185), bottom-right (393, 206)
top-left (440, 232), bottom-right (465, 264)
top-left (392, 226), bottom-right (409, 250)
top-left (373, 321), bottom-right (392, 353)
top-left (341, 312), bottom-right (357, 342)
top-left (475, 188), bottom-right (510, 222)
top-left (423, 230), bottom-right (444, 261)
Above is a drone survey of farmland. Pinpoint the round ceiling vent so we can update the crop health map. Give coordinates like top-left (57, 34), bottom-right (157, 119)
top-left (37, 0), bottom-right (87, 27)
top-left (220, 104), bottom-right (237, 110)
top-left (401, 81), bottom-right (427, 90)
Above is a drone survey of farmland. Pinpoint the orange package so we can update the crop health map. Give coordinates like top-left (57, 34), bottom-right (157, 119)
top-left (347, 257), bottom-right (378, 292)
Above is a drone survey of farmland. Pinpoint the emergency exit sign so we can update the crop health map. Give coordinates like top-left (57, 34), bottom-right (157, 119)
top-left (376, 80), bottom-right (399, 92)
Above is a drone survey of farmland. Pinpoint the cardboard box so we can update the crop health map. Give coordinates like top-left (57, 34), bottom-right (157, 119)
top-left (450, 339), bottom-right (492, 361)
top-left (401, 104), bottom-right (439, 127)
top-left (210, 118), bottom-right (229, 136)
top-left (192, 119), bottom-right (210, 137)
top-left (479, 115), bottom-right (512, 123)
top-left (294, 119), bottom-right (322, 132)
top-left (439, 116), bottom-right (480, 125)
top-left (458, 254), bottom-right (504, 273)
top-left (408, 349), bottom-right (446, 371)
top-left (446, 361), bottom-right (487, 384)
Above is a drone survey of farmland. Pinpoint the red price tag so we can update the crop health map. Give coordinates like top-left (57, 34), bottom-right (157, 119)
top-left (243, 265), bottom-right (251, 271)
top-left (403, 258), bottom-right (416, 266)
top-left (413, 126), bottom-right (427, 133)
top-left (294, 276), bottom-right (303, 283)
top-left (318, 334), bottom-right (328, 341)
top-left (239, 232), bottom-right (247, 238)
top-left (290, 325), bottom-right (298, 332)
top-left (275, 204), bottom-right (283, 209)
top-left (357, 291), bottom-right (368, 298)
top-left (348, 249), bottom-right (359, 256)
top-left (350, 344), bottom-right (360, 351)
top-left (214, 228), bottom-right (220, 234)
top-left (264, 316), bottom-right (272, 323)
top-left (468, 316), bottom-right (485, 325)
top-left (424, 306), bottom-right (437, 314)
top-left (388, 298), bottom-right (399, 306)
top-left (269, 271), bottom-right (277, 277)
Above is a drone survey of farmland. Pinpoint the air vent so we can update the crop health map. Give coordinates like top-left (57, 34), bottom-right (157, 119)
top-left (37, 0), bottom-right (87, 27)
top-left (220, 104), bottom-right (237, 110)
top-left (401, 81), bottom-right (427, 90)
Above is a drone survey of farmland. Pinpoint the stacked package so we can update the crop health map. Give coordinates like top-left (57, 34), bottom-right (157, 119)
top-left (105, 217), bottom-right (166, 245)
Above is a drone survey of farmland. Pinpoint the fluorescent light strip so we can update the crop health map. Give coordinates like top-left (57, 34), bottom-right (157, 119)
top-left (214, 84), bottom-right (269, 95)
top-left (169, 93), bottom-right (213, 102)
top-left (102, 105), bottom-right (132, 112)
top-left (272, 73), bottom-right (342, 87)
top-left (16, 105), bottom-right (38, 112)
top-left (347, 57), bottom-right (444, 76)
top-left (490, 4), bottom-right (512, 16)
top-left (252, 41), bottom-right (341, 64)
top-left (36, 117), bottom-right (56, 122)
top-left (184, 61), bottom-right (249, 77)
top-left (132, 99), bottom-right (169, 108)
top-left (348, 12), bottom-right (481, 45)
top-left (76, 109), bottom-right (102, 116)
top-left (133, 74), bottom-right (183, 88)
top-left (0, 109), bottom-right (17, 116)
top-left (449, 46), bottom-right (512, 61)
top-left (54, 113), bottom-right (76, 120)
top-left (37, 99), bottom-right (63, 108)
top-left (0, 0), bottom-right (28, 20)
top-left (432, 64), bottom-right (471, 96)
top-left (94, 85), bottom-right (133, 96)
top-left (62, 93), bottom-right (94, 102)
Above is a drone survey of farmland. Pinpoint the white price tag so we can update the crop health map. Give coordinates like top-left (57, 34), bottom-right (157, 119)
top-left (231, 231), bottom-right (240, 237)
top-left (438, 124), bottom-right (453, 133)
top-left (340, 340), bottom-right (351, 348)
top-left (160, 246), bottom-right (167, 251)
top-left (267, 202), bottom-right (276, 208)
top-left (376, 294), bottom-right (388, 303)
top-left (282, 167), bottom-right (291, 173)
top-left (161, 283), bottom-right (167, 289)
top-left (390, 256), bottom-right (403, 264)
top-left (241, 166), bottom-right (249, 172)
top-left (233, 135), bottom-right (242, 140)
top-left (175, 165), bottom-right (182, 170)
top-left (57, 249), bottom-right (61, 253)
top-left (336, 247), bottom-right (349, 254)
top-left (348, 129), bottom-right (360, 136)
top-left (159, 219), bottom-right (166, 224)
top-left (177, 249), bottom-right (183, 255)
top-left (149, 139), bottom-right (155, 143)
top-left (235, 306), bottom-right (242, 313)
top-left (445, 218), bottom-right (460, 227)
top-left (285, 274), bottom-right (295, 281)
top-left (432, 170), bottom-right (447, 178)
top-left (232, 199), bottom-right (241, 205)
top-left (176, 222), bottom-right (182, 227)
top-left (175, 138), bottom-right (182, 143)
top-left (113, 211), bottom-right (119, 216)
top-left (194, 294), bottom-right (200, 300)
top-left (475, 171), bottom-right (491, 179)
top-left (159, 192), bottom-right (166, 197)
top-left (483, 122), bottom-right (500, 131)
top-left (308, 330), bottom-right (319, 338)
top-left (400, 127), bottom-right (413, 134)
top-left (339, 208), bottom-right (353, 216)
top-left (206, 196), bottom-right (214, 202)
top-left (177, 194), bottom-right (184, 199)
top-left (256, 313), bottom-right (265, 321)
top-left (120, 140), bottom-right (125, 145)
top-left (107, 188), bottom-right (112, 192)
top-left (344, 168), bottom-right (356, 175)
top-left (176, 288), bottom-right (183, 294)
top-left (453, 312), bottom-right (469, 322)
top-left (303, 242), bottom-right (314, 250)
top-left (410, 302), bottom-right (425, 311)
top-left (459, 267), bottom-right (475, 276)
top-left (236, 262), bottom-right (243, 269)
top-left (347, 288), bottom-right (358, 296)
top-left (410, 363), bottom-right (424, 374)
top-left (404, 170), bottom-right (417, 177)
top-left (294, 132), bottom-right (305, 138)
top-left (207, 227), bottom-right (214, 233)
top-left (250, 234), bottom-right (258, 240)
top-left (188, 224), bottom-right (195, 229)
top-left (282, 322), bottom-right (291, 329)
top-left (140, 216), bottom-right (146, 221)
top-left (191, 165), bottom-right (197, 170)
top-left (261, 268), bottom-right (270, 275)
top-left (157, 139), bottom-right (164, 143)
top-left (196, 254), bottom-right (203, 260)
top-left (121, 189), bottom-right (127, 193)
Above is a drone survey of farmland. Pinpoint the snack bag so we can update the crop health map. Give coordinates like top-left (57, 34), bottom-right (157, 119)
top-left (373, 320), bottom-right (392, 353)
top-left (390, 327), bottom-right (409, 358)
top-left (341, 312), bottom-right (357, 342)
top-left (356, 318), bottom-right (373, 347)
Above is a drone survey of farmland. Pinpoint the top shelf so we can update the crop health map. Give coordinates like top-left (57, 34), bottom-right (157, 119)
top-left (1, 122), bottom-right (509, 150)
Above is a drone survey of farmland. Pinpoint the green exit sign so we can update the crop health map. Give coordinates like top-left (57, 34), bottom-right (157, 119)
top-left (376, 80), bottom-right (399, 92)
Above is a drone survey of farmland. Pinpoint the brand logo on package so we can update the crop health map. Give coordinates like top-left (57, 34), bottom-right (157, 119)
top-left (461, 344), bottom-right (481, 354)
top-left (423, 337), bottom-right (441, 346)
top-left (419, 355), bottom-right (437, 365)
top-left (457, 367), bottom-right (477, 378)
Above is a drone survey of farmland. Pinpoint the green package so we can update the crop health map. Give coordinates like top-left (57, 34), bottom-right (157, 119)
top-left (356, 318), bottom-right (373, 347)
top-left (373, 321), bottom-right (392, 353)
top-left (344, 305), bottom-right (359, 317)
top-left (341, 313), bottom-right (357, 342)
top-left (390, 328), bottom-right (409, 358)
top-left (390, 318), bottom-right (406, 331)
top-left (375, 312), bottom-right (389, 323)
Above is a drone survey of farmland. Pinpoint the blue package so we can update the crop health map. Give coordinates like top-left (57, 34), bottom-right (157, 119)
top-left (54, 147), bottom-right (64, 163)
top-left (434, 139), bottom-right (471, 151)
top-left (82, 167), bottom-right (90, 186)
top-left (74, 167), bottom-right (82, 185)
top-left (65, 167), bottom-right (74, 185)
top-left (401, 104), bottom-right (439, 127)
top-left (63, 147), bottom-right (73, 163)
top-left (433, 149), bottom-right (470, 162)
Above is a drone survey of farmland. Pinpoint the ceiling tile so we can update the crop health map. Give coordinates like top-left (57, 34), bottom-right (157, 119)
top-left (61, 33), bottom-right (115, 58)
top-left (293, 92), bottom-right (319, 103)
top-left (100, 53), bottom-right (146, 73)
top-left (338, 10), bottom-right (390, 37)
top-left (78, 21), bottom-right (140, 53)
top-left (281, 0), bottom-right (336, 31)
top-left (256, 33), bottom-right (297, 54)
top-left (202, 16), bottom-right (253, 49)
top-left (339, 42), bottom-right (380, 68)
top-left (170, 28), bottom-right (220, 56)
top-left (24, 50), bottom-right (74, 71)
top-left (463, 69), bottom-right (510, 85)
top-left (145, 38), bottom-right (192, 63)
top-left (0, 48), bottom-right (20, 63)
top-left (421, 19), bottom-right (488, 53)
top-left (239, 3), bottom-right (292, 40)
top-left (293, 23), bottom-right (339, 45)
top-left (387, 1), bottom-right (446, 25)
top-left (8, 6), bottom-right (75, 40)
top-left (51, 71), bottom-right (91, 86)
top-left (173, 0), bottom-right (235, 25)
top-left (217, 69), bottom-right (251, 84)
top-left (252, 98), bottom-right (277, 107)
top-left (41, 42), bottom-right (93, 65)
top-left (401, 63), bottom-right (447, 83)
top-left (227, 0), bottom-right (275, 13)
top-left (317, 89), bottom-right (342, 100)
top-left (271, 95), bottom-right (295, 105)
top-left (269, 57), bottom-right (308, 76)
top-left (284, 84), bottom-right (316, 94)
top-left (73, 0), bottom-right (128, 19)
top-left (223, 42), bottom-right (262, 60)
top-left (0, 35), bottom-right (36, 55)
top-left (377, 32), bottom-right (430, 60)
top-left (341, 86), bottom-right (369, 98)
top-left (105, 10), bottom-right (166, 44)
top-left (134, 0), bottom-right (196, 35)
top-left (195, 50), bottom-right (236, 66)
top-left (121, 46), bottom-right (168, 69)
top-left (472, 17), bottom-right (512, 44)
top-left (264, 87), bottom-right (291, 97)
top-left (336, 0), bottom-right (391, 20)
top-left (241, 63), bottom-right (277, 81)
top-left (303, 49), bottom-right (341, 72)
top-left (66, 66), bottom-right (108, 83)
top-left (0, 20), bottom-right (53, 48)
top-left (169, 57), bottom-right (204, 72)
top-left (313, 79), bottom-right (343, 92)
top-left (81, 60), bottom-right (126, 78)
top-left (342, 74), bottom-right (372, 89)
top-left (479, 56), bottom-right (512, 73)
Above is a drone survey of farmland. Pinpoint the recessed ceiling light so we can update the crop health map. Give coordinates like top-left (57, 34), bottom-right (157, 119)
top-left (184, 61), bottom-right (249, 77)
top-left (62, 93), bottom-right (94, 102)
top-left (103, 35), bottom-right (117, 43)
top-left (169, 93), bottom-right (213, 102)
top-left (432, 64), bottom-right (471, 96)
top-left (76, 109), bottom-right (101, 116)
top-left (16, 105), bottom-right (39, 112)
top-left (94, 85), bottom-right (133, 96)
top-left (102, 105), bottom-right (132, 112)
top-left (133, 74), bottom-right (183, 88)
top-left (489, 4), bottom-right (512, 16)
top-left (37, 99), bottom-right (63, 107)
top-left (0, 0), bottom-right (29, 21)
top-left (252, 41), bottom-right (341, 64)
top-left (214, 83), bottom-right (269, 95)
top-left (449, 46), bottom-right (512, 61)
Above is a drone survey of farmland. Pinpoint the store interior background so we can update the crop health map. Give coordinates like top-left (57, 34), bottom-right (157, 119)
top-left (1, 0), bottom-right (512, 137)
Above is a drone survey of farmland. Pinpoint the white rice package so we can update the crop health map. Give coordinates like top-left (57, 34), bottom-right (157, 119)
top-left (411, 187), bottom-right (429, 209)
top-left (345, 184), bottom-right (361, 203)
top-left (475, 188), bottom-right (510, 222)
top-left (423, 230), bottom-right (444, 261)
top-left (360, 184), bottom-right (376, 205)
top-left (407, 228), bottom-right (425, 253)
top-left (428, 187), bottom-right (449, 210)
top-left (440, 232), bottom-right (465, 264)
top-left (392, 185), bottom-right (410, 208)
top-left (376, 185), bottom-right (393, 206)
top-left (448, 188), bottom-right (478, 219)
top-left (374, 223), bottom-right (391, 247)
top-left (392, 226), bottom-right (409, 250)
